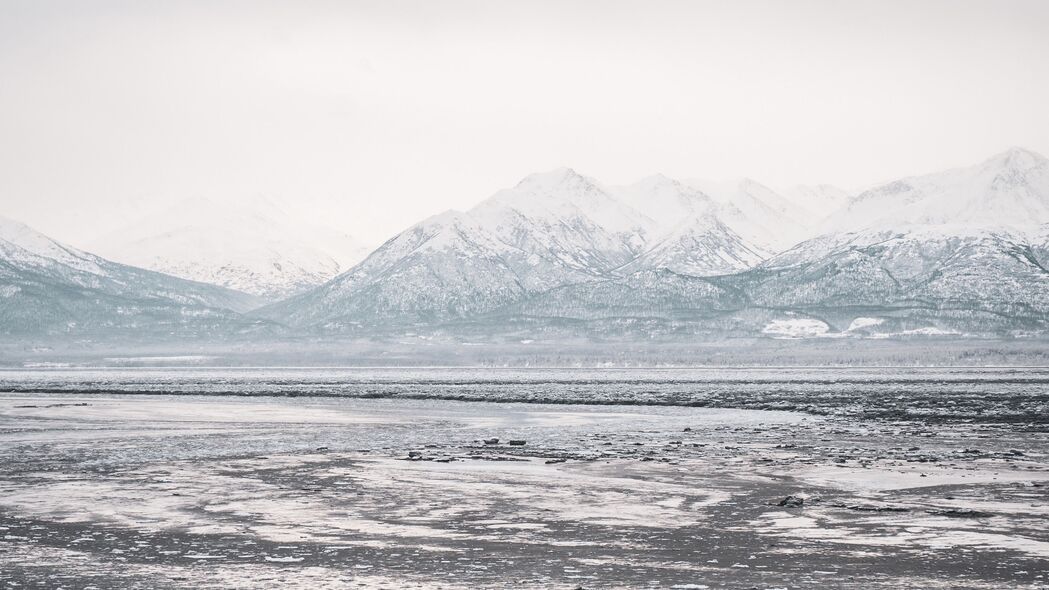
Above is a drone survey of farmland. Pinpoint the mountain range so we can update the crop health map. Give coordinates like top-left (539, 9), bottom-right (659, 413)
top-left (3, 147), bottom-right (1048, 342)
top-left (0, 215), bottom-right (273, 338)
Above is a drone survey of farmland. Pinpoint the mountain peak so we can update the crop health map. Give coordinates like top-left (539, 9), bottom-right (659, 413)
top-left (983, 146), bottom-right (1048, 171)
top-left (632, 173), bottom-right (681, 190)
top-left (0, 214), bottom-right (32, 240)
top-left (515, 167), bottom-right (595, 192)
top-left (0, 214), bottom-right (86, 265)
top-left (824, 146), bottom-right (1049, 234)
top-left (624, 174), bottom-right (712, 204)
top-left (737, 177), bottom-right (778, 193)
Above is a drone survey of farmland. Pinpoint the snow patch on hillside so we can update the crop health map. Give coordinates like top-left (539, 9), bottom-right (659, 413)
top-left (762, 318), bottom-right (831, 338)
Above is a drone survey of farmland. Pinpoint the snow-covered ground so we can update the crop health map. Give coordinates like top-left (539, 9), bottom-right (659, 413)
top-left (0, 369), bottom-right (1047, 588)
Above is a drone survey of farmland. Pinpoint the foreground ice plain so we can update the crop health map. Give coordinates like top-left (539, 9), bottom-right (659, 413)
top-left (0, 369), bottom-right (1047, 589)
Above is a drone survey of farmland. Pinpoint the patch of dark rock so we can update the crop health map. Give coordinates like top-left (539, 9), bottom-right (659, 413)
top-left (928, 508), bottom-right (993, 518)
top-left (777, 495), bottom-right (805, 508)
top-left (837, 503), bottom-right (910, 513)
top-left (15, 402), bottom-right (90, 409)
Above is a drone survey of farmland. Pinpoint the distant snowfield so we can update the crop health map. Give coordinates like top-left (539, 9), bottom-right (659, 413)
top-left (102, 355), bottom-right (218, 365)
top-left (762, 318), bottom-right (831, 338)
top-left (762, 318), bottom-right (961, 340)
top-left (847, 317), bottom-right (884, 331)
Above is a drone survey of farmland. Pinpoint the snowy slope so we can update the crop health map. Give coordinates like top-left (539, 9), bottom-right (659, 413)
top-left (259, 170), bottom-right (650, 328)
top-left (612, 175), bottom-right (766, 275)
top-left (260, 169), bottom-right (771, 329)
top-left (684, 178), bottom-right (818, 251)
top-left (469, 168), bottom-right (654, 274)
top-left (774, 147), bottom-right (1049, 269)
top-left (823, 147), bottom-right (1049, 233)
top-left (262, 148), bottom-right (1049, 337)
top-left (91, 198), bottom-right (370, 300)
top-left (256, 211), bottom-right (537, 328)
top-left (741, 148), bottom-right (1049, 334)
top-left (0, 216), bottom-right (107, 275)
top-left (0, 215), bottom-right (269, 337)
top-left (780, 184), bottom-right (851, 218)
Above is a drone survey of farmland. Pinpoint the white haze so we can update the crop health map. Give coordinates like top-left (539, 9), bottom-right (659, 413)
top-left (0, 0), bottom-right (1047, 246)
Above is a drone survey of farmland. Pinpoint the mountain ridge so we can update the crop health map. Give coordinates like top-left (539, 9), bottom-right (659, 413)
top-left (0, 215), bottom-right (274, 338)
top-left (256, 166), bottom-right (776, 329)
top-left (259, 147), bottom-right (1049, 339)
top-left (7, 147), bottom-right (1049, 341)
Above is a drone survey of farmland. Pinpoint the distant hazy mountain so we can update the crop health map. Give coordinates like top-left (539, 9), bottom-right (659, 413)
top-left (684, 178), bottom-right (819, 252)
top-left (0, 215), bottom-right (269, 338)
top-left (258, 168), bottom-right (768, 329)
top-left (821, 147), bottom-right (1049, 233)
top-left (780, 184), bottom-right (851, 218)
top-left (91, 198), bottom-right (370, 300)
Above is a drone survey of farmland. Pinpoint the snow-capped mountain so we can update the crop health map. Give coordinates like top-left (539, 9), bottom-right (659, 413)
top-left (90, 198), bottom-right (370, 301)
top-left (684, 178), bottom-right (818, 252)
top-left (740, 148), bottom-right (1049, 334)
top-left (469, 168), bottom-right (653, 274)
top-left (777, 146), bottom-right (1049, 269)
top-left (780, 184), bottom-right (851, 218)
top-left (611, 175), bottom-right (766, 276)
top-left (822, 147), bottom-right (1049, 234)
top-left (13, 146), bottom-right (1041, 341)
top-left (0, 215), bottom-right (269, 337)
top-left (283, 147), bottom-right (1048, 338)
top-left (259, 169), bottom-right (769, 329)
top-left (256, 210), bottom-right (536, 329)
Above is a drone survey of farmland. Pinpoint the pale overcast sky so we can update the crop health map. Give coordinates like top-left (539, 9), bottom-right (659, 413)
top-left (1, 0), bottom-right (1047, 245)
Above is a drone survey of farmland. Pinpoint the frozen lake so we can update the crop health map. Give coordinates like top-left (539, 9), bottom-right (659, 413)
top-left (0, 368), bottom-right (1047, 588)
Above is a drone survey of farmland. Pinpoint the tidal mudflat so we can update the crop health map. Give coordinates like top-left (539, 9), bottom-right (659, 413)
top-left (0, 369), bottom-right (1047, 589)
